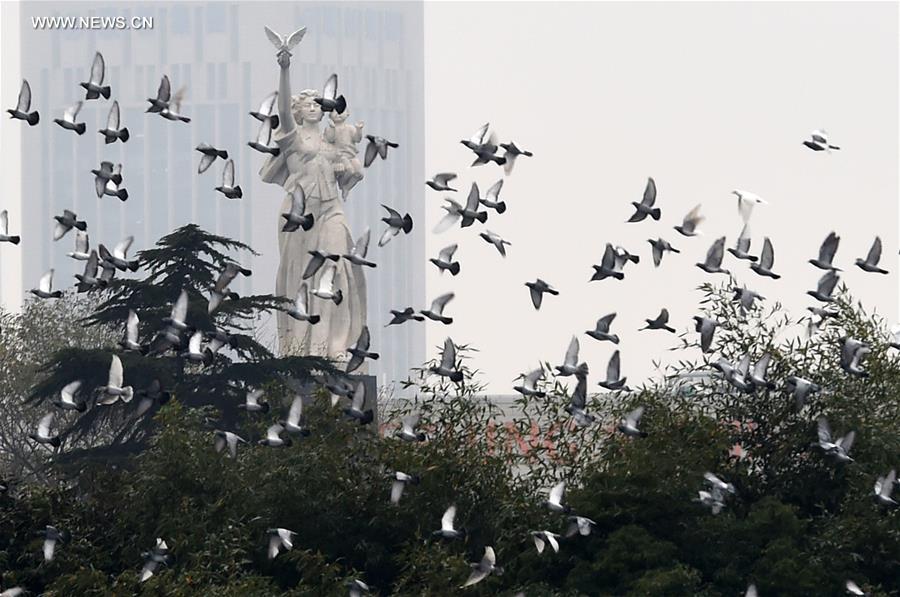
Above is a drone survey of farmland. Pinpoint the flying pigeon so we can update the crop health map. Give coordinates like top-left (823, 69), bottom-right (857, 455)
top-left (803, 129), bottom-right (840, 152)
top-left (809, 232), bottom-right (841, 271)
top-left (312, 263), bottom-right (343, 305)
top-left (0, 211), bottom-right (20, 245)
top-left (119, 310), bottom-right (142, 352)
top-left (461, 123), bottom-right (506, 167)
top-left (435, 183), bottom-right (489, 233)
top-left (565, 516), bottom-right (598, 538)
top-left (845, 580), bottom-right (867, 596)
top-left (839, 337), bottom-right (870, 378)
top-left (565, 373), bottom-right (595, 426)
top-left (80, 52), bottom-right (110, 99)
top-left (281, 395), bottom-right (310, 436)
top-left (343, 228), bottom-right (375, 268)
top-left (98, 163), bottom-right (128, 201)
top-left (389, 471), bottom-right (420, 505)
top-left (343, 380), bottom-right (374, 425)
top-left (873, 469), bottom-right (897, 507)
top-left (460, 546), bottom-right (502, 588)
top-left (29, 413), bottom-right (60, 448)
top-left (264, 25), bottom-right (307, 55)
top-left (733, 286), bottom-right (765, 313)
top-left (386, 307), bottom-right (424, 326)
top-left (431, 338), bottom-right (464, 383)
top-left (158, 83), bottom-right (190, 122)
top-left (52, 210), bottom-right (86, 241)
top-left (378, 204), bottom-right (413, 246)
top-left (346, 326), bottom-right (379, 373)
top-left (31, 269), bottom-right (62, 299)
top-left (134, 379), bottom-right (172, 417)
top-left (628, 177), bottom-right (660, 222)
top-left (314, 73), bottom-right (346, 114)
top-left (285, 282), bottom-right (320, 324)
top-left (749, 237), bottom-right (780, 278)
top-left (526, 279), bottom-right (558, 310)
top-left (347, 579), bottom-right (372, 597)
top-left (7, 79), bottom-right (39, 125)
top-left (586, 313), bottom-right (619, 344)
top-left (98, 100), bottom-right (129, 143)
top-left (531, 530), bottom-right (561, 554)
top-left (543, 481), bottom-right (570, 513)
top-left (259, 423), bottom-right (292, 447)
top-left (555, 336), bottom-right (588, 377)
top-left (214, 430), bottom-right (247, 458)
top-left (500, 141), bottom-right (532, 174)
top-left (146, 75), bottom-right (171, 112)
top-left (674, 204), bottom-right (705, 237)
top-left (215, 159), bottom-right (242, 199)
top-left (598, 350), bottom-right (629, 391)
top-left (617, 405), bottom-right (646, 437)
top-left (785, 375), bottom-right (821, 409)
top-left (99, 236), bottom-right (139, 272)
top-left (514, 367), bottom-right (546, 398)
top-left (642, 308), bottom-right (676, 333)
top-left (249, 90), bottom-right (279, 130)
top-left (426, 172), bottom-right (458, 192)
top-left (239, 389), bottom-right (270, 413)
top-left (40, 525), bottom-right (68, 562)
top-left (817, 417), bottom-right (855, 463)
top-left (479, 179), bottom-right (506, 214)
top-left (732, 189), bottom-right (767, 223)
top-left (807, 270), bottom-right (840, 303)
top-left (480, 230), bottom-right (511, 257)
top-left (97, 355), bottom-right (134, 405)
top-left (419, 292), bottom-right (454, 325)
top-left (697, 486), bottom-right (726, 515)
top-left (74, 251), bottom-right (104, 292)
top-left (54, 101), bottom-right (86, 135)
top-left (748, 354), bottom-right (775, 390)
top-left (727, 223), bottom-right (757, 262)
top-left (364, 135), bottom-right (399, 167)
top-left (53, 380), bottom-right (85, 412)
top-left (208, 262), bottom-right (251, 313)
top-left (140, 538), bottom-right (171, 582)
top-left (281, 186), bottom-right (315, 232)
top-left (704, 472), bottom-right (736, 495)
top-left (696, 237), bottom-right (730, 275)
top-left (395, 413), bottom-right (426, 443)
top-left (433, 504), bottom-right (465, 539)
top-left (648, 237), bottom-right (680, 267)
top-left (195, 143), bottom-right (228, 174)
top-left (855, 237), bottom-right (888, 274)
top-left (248, 117), bottom-right (280, 155)
top-left (68, 230), bottom-right (90, 260)
top-left (266, 527), bottom-right (297, 560)
top-left (590, 244), bottom-right (625, 281)
top-left (430, 244), bottom-right (460, 276)
top-left (692, 316), bottom-right (718, 353)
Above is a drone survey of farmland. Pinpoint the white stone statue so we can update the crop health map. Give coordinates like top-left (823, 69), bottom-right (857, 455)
top-left (259, 47), bottom-right (367, 361)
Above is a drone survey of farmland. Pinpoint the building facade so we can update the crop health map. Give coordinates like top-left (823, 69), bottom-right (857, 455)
top-left (7, 1), bottom-right (425, 385)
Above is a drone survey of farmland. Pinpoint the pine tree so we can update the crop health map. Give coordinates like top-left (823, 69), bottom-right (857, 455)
top-left (28, 224), bottom-right (335, 462)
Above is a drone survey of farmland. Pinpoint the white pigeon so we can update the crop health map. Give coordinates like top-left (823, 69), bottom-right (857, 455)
top-left (281, 395), bottom-right (309, 435)
top-left (214, 430), bottom-right (247, 458)
top-left (312, 263), bottom-right (343, 305)
top-left (119, 310), bottom-right (141, 351)
top-left (544, 481), bottom-right (569, 513)
top-left (267, 527), bottom-right (297, 559)
top-left (565, 515), bottom-right (597, 538)
top-left (873, 469), bottom-right (897, 507)
top-left (286, 282), bottom-right (320, 323)
top-left (29, 412), bottom-right (61, 448)
top-left (817, 417), bottom-right (855, 463)
top-left (460, 546), bottom-right (502, 588)
top-left (97, 355), bottom-right (134, 405)
top-left (531, 530), bottom-right (561, 554)
top-left (54, 380), bottom-right (85, 412)
top-left (433, 504), bottom-right (465, 539)
top-left (732, 189), bottom-right (767, 223)
top-left (389, 471), bottom-right (419, 505)
top-left (845, 580), bottom-right (867, 595)
top-left (617, 406), bottom-right (646, 437)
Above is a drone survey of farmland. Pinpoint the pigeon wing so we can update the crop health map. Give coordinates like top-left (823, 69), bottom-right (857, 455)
top-left (90, 52), bottom-right (105, 85)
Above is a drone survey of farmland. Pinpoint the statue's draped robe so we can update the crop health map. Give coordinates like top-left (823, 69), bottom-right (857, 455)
top-left (260, 126), bottom-right (367, 361)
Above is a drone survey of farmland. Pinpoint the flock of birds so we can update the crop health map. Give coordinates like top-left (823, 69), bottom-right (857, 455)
top-left (2, 31), bottom-right (897, 596)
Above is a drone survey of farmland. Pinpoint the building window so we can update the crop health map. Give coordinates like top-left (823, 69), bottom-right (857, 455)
top-left (206, 3), bottom-right (226, 34)
top-left (172, 4), bottom-right (190, 35)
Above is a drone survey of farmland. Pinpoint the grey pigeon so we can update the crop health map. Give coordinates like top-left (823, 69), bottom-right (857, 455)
top-left (873, 469), bottom-right (897, 507)
top-left (696, 236), bottom-right (730, 275)
top-left (266, 528), bottom-right (297, 560)
top-left (7, 79), bottom-right (39, 125)
top-left (786, 375), bottom-right (821, 409)
top-left (431, 337), bottom-right (463, 383)
top-left (461, 122), bottom-right (506, 167)
top-left (514, 367), bottom-right (545, 397)
top-left (500, 141), bottom-right (532, 174)
top-left (803, 129), bottom-right (840, 152)
top-left (314, 73), bottom-right (346, 113)
top-left (809, 231), bottom-right (841, 270)
top-left (750, 237), bottom-right (780, 278)
top-left (343, 380), bottom-right (374, 424)
top-left (311, 264), bottom-right (343, 305)
top-left (386, 307), bottom-right (424, 326)
top-left (565, 372), bottom-right (595, 426)
top-left (258, 423), bottom-right (292, 447)
top-left (674, 204), bottom-right (704, 237)
top-left (555, 336), bottom-right (588, 376)
top-left (628, 177), bottom-right (661, 222)
top-left (80, 52), bottom-right (110, 99)
top-left (426, 172), bottom-right (458, 192)
top-left (146, 75), bottom-right (171, 112)
top-left (281, 186), bottom-right (315, 232)
top-left (816, 417), bottom-right (855, 463)
top-left (140, 538), bottom-right (172, 582)
top-left (598, 350), bottom-right (629, 391)
top-left (343, 228), bottom-right (375, 268)
top-left (479, 179), bottom-right (506, 213)
top-left (642, 308), bottom-right (675, 333)
top-left (590, 244), bottom-right (625, 281)
top-left (248, 117), bottom-right (280, 155)
top-left (733, 286), bottom-right (765, 313)
top-left (0, 210), bottom-right (20, 244)
top-left (215, 159), bottom-right (242, 199)
top-left (249, 90), bottom-right (279, 129)
top-left (648, 237), bottom-right (679, 266)
top-left (839, 336), bottom-right (870, 377)
top-left (479, 230), bottom-right (511, 257)
top-left (31, 269), bottom-right (62, 299)
top-left (54, 101), bottom-right (86, 135)
top-left (98, 100), bottom-right (129, 143)
top-left (214, 430), bottom-right (247, 458)
top-left (194, 143), bottom-right (228, 174)
top-left (855, 237), bottom-right (888, 274)
top-left (364, 135), bottom-right (399, 167)
top-left (586, 313), bottom-right (619, 344)
top-left (346, 326), bottom-right (379, 373)
top-left (749, 354), bottom-right (775, 390)
top-left (617, 405), bottom-right (646, 437)
top-left (807, 270), bottom-right (840, 302)
top-left (526, 279), bottom-right (558, 310)
top-left (692, 316), bottom-right (719, 353)
top-left (302, 249), bottom-right (340, 281)
top-left (395, 413), bottom-right (426, 442)
top-left (727, 223), bottom-right (757, 262)
top-left (378, 204), bottom-right (413, 246)
top-left (421, 292), bottom-right (454, 324)
top-left (430, 244), bottom-right (460, 276)
top-left (53, 210), bottom-right (86, 241)
top-left (68, 230), bottom-right (90, 260)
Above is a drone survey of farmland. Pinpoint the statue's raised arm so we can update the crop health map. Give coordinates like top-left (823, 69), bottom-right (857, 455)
top-left (276, 51), bottom-right (295, 136)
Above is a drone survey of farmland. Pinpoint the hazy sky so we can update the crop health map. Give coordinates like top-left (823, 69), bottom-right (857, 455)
top-left (422, 1), bottom-right (899, 393)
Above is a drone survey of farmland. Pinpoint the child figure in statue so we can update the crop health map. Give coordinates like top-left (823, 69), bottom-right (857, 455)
top-left (325, 108), bottom-right (365, 200)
